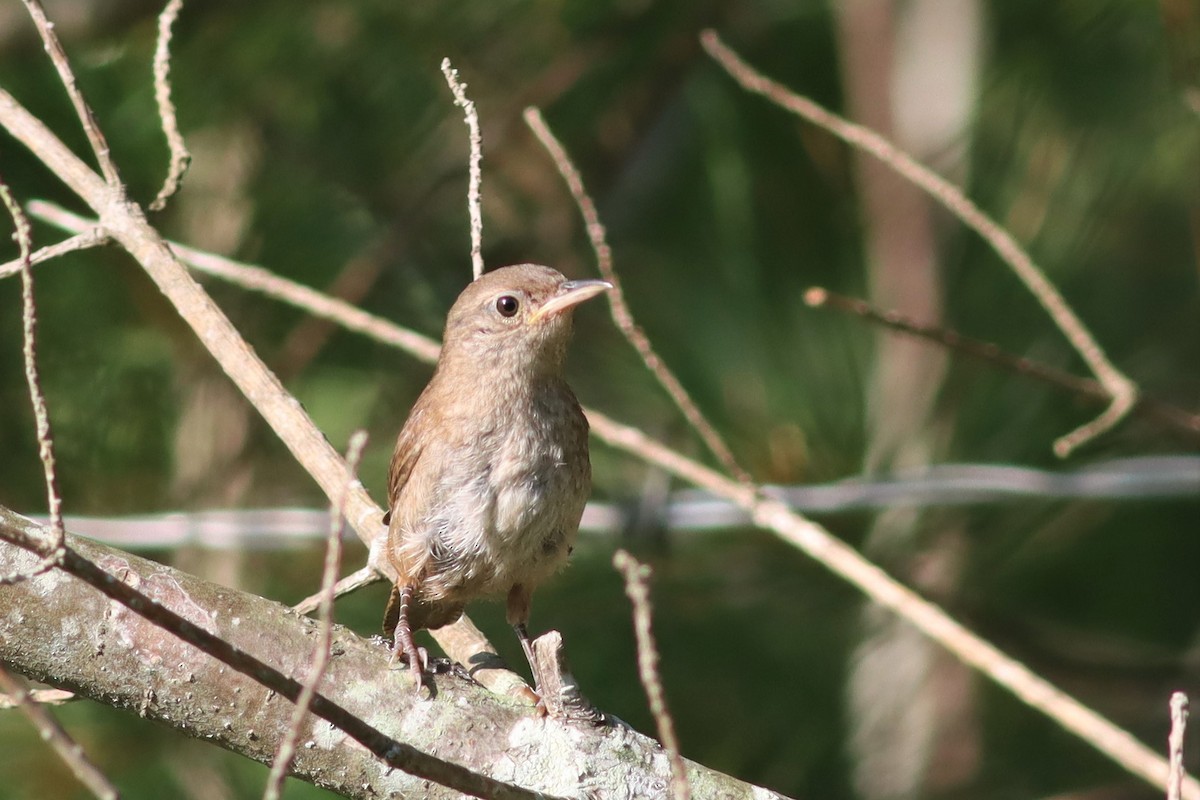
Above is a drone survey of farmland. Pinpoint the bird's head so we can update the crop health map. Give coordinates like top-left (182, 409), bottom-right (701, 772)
top-left (441, 264), bottom-right (611, 373)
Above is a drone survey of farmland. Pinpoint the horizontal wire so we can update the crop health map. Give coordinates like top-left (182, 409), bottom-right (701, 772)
top-left (19, 456), bottom-right (1198, 550)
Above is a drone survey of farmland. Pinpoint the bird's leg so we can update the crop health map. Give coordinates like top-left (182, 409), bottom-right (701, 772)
top-left (506, 584), bottom-right (546, 702)
top-left (387, 584), bottom-right (426, 691)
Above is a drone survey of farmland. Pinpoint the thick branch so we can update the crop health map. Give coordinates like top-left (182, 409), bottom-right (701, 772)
top-left (0, 509), bottom-right (784, 800)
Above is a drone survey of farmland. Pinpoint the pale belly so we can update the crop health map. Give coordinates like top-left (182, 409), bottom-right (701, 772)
top-left (418, 408), bottom-right (589, 603)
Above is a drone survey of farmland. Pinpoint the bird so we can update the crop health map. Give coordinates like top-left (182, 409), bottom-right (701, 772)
top-left (382, 263), bottom-right (610, 698)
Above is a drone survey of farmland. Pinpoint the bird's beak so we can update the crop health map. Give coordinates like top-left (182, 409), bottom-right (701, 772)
top-left (529, 279), bottom-right (612, 323)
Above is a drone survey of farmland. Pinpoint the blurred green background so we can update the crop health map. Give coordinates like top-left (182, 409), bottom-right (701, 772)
top-left (1, 1), bottom-right (1198, 798)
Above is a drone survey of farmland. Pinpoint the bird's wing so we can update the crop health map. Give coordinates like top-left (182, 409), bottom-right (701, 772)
top-left (387, 405), bottom-right (427, 510)
top-left (385, 397), bottom-right (442, 582)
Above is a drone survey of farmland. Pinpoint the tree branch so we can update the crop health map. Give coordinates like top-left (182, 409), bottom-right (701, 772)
top-left (0, 508), bottom-right (787, 800)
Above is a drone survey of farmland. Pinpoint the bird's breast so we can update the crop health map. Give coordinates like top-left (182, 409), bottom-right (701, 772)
top-left (420, 381), bottom-right (588, 597)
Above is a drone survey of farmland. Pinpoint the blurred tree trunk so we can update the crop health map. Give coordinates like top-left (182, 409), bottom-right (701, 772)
top-left (834, 1), bottom-right (984, 797)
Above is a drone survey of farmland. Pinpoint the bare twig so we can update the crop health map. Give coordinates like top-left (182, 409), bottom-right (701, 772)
top-left (0, 229), bottom-right (109, 279)
top-left (19, 0), bottom-right (121, 187)
top-left (0, 665), bottom-right (118, 800)
top-left (0, 513), bottom-right (557, 800)
top-left (265, 431), bottom-right (367, 800)
top-left (1169, 692), bottom-right (1190, 800)
top-left (524, 106), bottom-right (752, 486)
top-left (700, 29), bottom-right (1139, 458)
top-left (27, 201), bottom-right (443, 363)
top-left (441, 58), bottom-right (484, 280)
top-left (293, 565), bottom-right (379, 616)
top-left (0, 177), bottom-right (65, 586)
top-left (612, 550), bottom-right (690, 800)
top-left (149, 0), bottom-right (191, 211)
top-left (0, 688), bottom-right (75, 708)
top-left (804, 287), bottom-right (1200, 443)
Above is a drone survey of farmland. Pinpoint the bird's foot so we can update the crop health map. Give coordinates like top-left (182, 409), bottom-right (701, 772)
top-left (389, 637), bottom-right (430, 691)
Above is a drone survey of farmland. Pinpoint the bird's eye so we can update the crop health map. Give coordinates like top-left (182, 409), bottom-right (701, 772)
top-left (495, 295), bottom-right (520, 317)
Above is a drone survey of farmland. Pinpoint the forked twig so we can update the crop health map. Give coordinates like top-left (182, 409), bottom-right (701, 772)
top-left (700, 29), bottom-right (1138, 458)
top-left (613, 550), bottom-right (690, 800)
top-left (265, 431), bottom-right (367, 800)
top-left (149, 0), bottom-right (191, 211)
top-left (0, 665), bottom-right (117, 800)
top-left (0, 178), bottom-right (65, 586)
top-left (524, 106), bottom-right (753, 486)
top-left (20, 0), bottom-right (121, 187)
top-left (441, 58), bottom-right (484, 280)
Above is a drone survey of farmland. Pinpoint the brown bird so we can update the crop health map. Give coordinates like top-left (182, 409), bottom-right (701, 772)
top-left (383, 263), bottom-right (610, 696)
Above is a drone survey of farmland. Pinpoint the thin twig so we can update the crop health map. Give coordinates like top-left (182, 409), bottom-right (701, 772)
top-left (0, 688), bottom-right (75, 708)
top-left (0, 229), bottom-right (109, 279)
top-left (0, 514), bottom-right (557, 800)
top-left (524, 106), bottom-right (753, 486)
top-left (149, 0), bottom-right (191, 211)
top-left (804, 287), bottom-right (1200, 443)
top-left (0, 665), bottom-right (118, 800)
top-left (293, 565), bottom-right (379, 616)
top-left (700, 29), bottom-right (1138, 458)
top-left (27, 201), bottom-right (442, 364)
top-left (20, 0), bottom-right (121, 187)
top-left (0, 177), bottom-right (65, 586)
top-left (441, 58), bottom-right (484, 280)
top-left (612, 550), bottom-right (690, 800)
top-left (265, 431), bottom-right (367, 800)
top-left (1169, 692), bottom-right (1190, 800)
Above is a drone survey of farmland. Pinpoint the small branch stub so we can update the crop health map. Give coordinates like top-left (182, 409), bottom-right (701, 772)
top-left (1169, 692), bottom-right (1190, 800)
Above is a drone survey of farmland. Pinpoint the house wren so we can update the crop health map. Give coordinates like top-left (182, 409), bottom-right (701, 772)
top-left (382, 264), bottom-right (610, 696)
